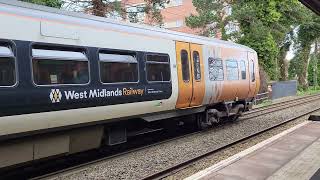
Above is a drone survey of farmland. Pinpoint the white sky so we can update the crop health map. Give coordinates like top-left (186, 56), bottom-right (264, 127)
top-left (286, 46), bottom-right (295, 60)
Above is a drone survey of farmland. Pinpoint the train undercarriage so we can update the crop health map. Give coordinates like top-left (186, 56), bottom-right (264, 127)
top-left (0, 99), bottom-right (253, 170)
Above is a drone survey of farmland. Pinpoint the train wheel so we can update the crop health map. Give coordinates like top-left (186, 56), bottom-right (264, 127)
top-left (196, 113), bottom-right (209, 130)
top-left (229, 115), bottom-right (240, 121)
top-left (209, 115), bottom-right (220, 124)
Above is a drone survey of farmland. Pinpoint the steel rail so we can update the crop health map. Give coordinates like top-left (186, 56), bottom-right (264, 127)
top-left (142, 107), bottom-right (320, 180)
top-left (244, 94), bottom-right (320, 116)
top-left (241, 96), bottom-right (320, 121)
top-left (30, 131), bottom-right (202, 180)
top-left (30, 95), bottom-right (320, 180)
top-left (248, 93), bottom-right (320, 113)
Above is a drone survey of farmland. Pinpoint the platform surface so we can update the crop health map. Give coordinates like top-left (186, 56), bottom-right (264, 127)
top-left (186, 121), bottom-right (320, 180)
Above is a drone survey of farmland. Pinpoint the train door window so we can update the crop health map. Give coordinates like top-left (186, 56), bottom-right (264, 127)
top-left (181, 50), bottom-right (190, 82)
top-left (0, 46), bottom-right (16, 86)
top-left (226, 60), bottom-right (239, 80)
top-left (240, 60), bottom-right (246, 80)
top-left (250, 60), bottom-right (255, 82)
top-left (146, 54), bottom-right (170, 82)
top-left (32, 48), bottom-right (89, 85)
top-left (208, 57), bottom-right (223, 81)
top-left (193, 51), bottom-right (201, 81)
top-left (99, 53), bottom-right (138, 83)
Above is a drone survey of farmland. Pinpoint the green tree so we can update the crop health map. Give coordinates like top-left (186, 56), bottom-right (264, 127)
top-left (20, 0), bottom-right (63, 8)
top-left (65, 0), bottom-right (168, 25)
top-left (277, 38), bottom-right (291, 81)
top-left (231, 0), bottom-right (308, 81)
top-left (294, 13), bottom-right (320, 89)
top-left (186, 0), bottom-right (307, 81)
top-left (307, 53), bottom-right (320, 86)
top-left (185, 0), bottom-right (231, 39)
top-left (288, 55), bottom-right (300, 80)
top-left (238, 24), bottom-right (279, 80)
top-left (274, 1), bottom-right (307, 81)
top-left (143, 0), bottom-right (167, 25)
top-left (23, 0), bottom-right (167, 25)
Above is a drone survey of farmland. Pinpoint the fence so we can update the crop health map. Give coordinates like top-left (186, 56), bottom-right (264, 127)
top-left (254, 92), bottom-right (269, 105)
top-left (271, 80), bottom-right (297, 100)
top-left (253, 80), bottom-right (298, 105)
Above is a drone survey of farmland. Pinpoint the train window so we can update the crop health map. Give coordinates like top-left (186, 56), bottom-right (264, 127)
top-left (240, 61), bottom-right (246, 80)
top-left (250, 60), bottom-right (255, 82)
top-left (226, 60), bottom-right (239, 80)
top-left (32, 49), bottom-right (89, 85)
top-left (146, 54), bottom-right (169, 63)
top-left (146, 54), bottom-right (170, 82)
top-left (99, 53), bottom-right (138, 83)
top-left (0, 46), bottom-right (16, 86)
top-left (193, 51), bottom-right (201, 81)
top-left (181, 50), bottom-right (190, 82)
top-left (208, 57), bottom-right (223, 81)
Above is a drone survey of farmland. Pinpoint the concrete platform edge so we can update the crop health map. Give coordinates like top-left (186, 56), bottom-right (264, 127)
top-left (185, 121), bottom-right (310, 180)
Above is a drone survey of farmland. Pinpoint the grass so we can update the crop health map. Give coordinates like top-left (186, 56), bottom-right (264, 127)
top-left (255, 99), bottom-right (272, 108)
top-left (297, 86), bottom-right (320, 96)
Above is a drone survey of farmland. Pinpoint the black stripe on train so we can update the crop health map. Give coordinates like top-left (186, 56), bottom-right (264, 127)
top-left (0, 39), bottom-right (172, 117)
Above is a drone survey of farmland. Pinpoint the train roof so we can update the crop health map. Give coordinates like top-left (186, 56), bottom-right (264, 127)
top-left (0, 0), bottom-right (255, 52)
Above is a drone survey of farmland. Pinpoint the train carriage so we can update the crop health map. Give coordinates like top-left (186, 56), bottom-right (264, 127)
top-left (0, 0), bottom-right (260, 168)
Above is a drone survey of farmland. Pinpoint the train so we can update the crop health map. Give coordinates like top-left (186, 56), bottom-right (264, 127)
top-left (0, 1), bottom-right (260, 168)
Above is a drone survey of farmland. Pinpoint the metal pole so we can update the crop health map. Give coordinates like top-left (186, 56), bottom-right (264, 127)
top-left (315, 40), bottom-right (319, 89)
top-left (314, 60), bottom-right (317, 90)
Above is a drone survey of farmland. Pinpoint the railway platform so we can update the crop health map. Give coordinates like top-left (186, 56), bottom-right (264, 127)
top-left (186, 117), bottom-right (320, 180)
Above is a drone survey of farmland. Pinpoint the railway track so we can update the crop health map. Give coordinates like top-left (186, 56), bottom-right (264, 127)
top-left (1, 127), bottom-right (199, 179)
top-left (247, 93), bottom-right (320, 114)
top-left (28, 130), bottom-right (202, 180)
top-left (8, 94), bottom-right (320, 180)
top-left (142, 105), bottom-right (320, 180)
top-left (241, 94), bottom-right (320, 120)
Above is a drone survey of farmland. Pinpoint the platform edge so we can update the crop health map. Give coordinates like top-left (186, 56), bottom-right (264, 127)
top-left (185, 121), bottom-right (310, 180)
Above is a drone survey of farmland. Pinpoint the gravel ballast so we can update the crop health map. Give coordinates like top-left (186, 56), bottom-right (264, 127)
top-left (166, 111), bottom-right (320, 179)
top-left (52, 98), bottom-right (320, 180)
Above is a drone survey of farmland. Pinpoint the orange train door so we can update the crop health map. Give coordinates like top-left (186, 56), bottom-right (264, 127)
top-left (190, 44), bottom-right (205, 107)
top-left (175, 42), bottom-right (205, 109)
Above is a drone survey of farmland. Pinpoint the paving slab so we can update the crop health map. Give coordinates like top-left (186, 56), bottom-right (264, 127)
top-left (186, 121), bottom-right (320, 180)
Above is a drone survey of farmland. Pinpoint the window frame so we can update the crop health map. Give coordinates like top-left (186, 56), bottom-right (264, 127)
top-left (98, 51), bottom-right (140, 85)
top-left (0, 41), bottom-right (18, 88)
top-left (250, 59), bottom-right (255, 82)
top-left (208, 57), bottom-right (224, 81)
top-left (30, 44), bottom-right (91, 87)
top-left (145, 52), bottom-right (171, 83)
top-left (240, 60), bottom-right (246, 80)
top-left (226, 59), bottom-right (239, 81)
top-left (192, 51), bottom-right (201, 81)
top-left (180, 49), bottom-right (190, 83)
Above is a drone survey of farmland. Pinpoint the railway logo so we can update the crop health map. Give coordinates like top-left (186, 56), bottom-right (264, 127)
top-left (50, 89), bottom-right (62, 103)
top-left (49, 88), bottom-right (145, 103)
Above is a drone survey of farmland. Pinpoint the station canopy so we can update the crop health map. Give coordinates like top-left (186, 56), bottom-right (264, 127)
top-left (299, 0), bottom-right (320, 15)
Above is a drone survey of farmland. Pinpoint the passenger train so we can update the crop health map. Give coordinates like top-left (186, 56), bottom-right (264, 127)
top-left (0, 1), bottom-right (260, 168)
